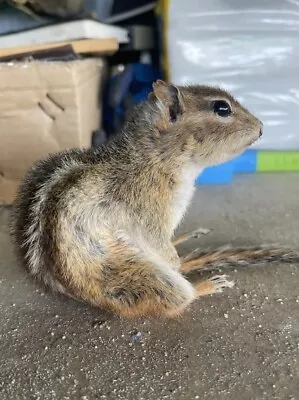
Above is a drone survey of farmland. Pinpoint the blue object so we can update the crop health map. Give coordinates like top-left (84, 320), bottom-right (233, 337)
top-left (234, 150), bottom-right (257, 174)
top-left (197, 159), bottom-right (235, 184)
top-left (196, 150), bottom-right (258, 185)
top-left (103, 61), bottom-right (161, 135)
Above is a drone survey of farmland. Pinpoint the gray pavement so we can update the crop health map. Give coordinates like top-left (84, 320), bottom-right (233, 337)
top-left (0, 173), bottom-right (298, 400)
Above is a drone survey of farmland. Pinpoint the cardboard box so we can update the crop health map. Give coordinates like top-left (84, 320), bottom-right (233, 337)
top-left (0, 58), bottom-right (105, 204)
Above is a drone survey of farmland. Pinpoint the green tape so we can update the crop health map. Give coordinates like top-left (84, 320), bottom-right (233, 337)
top-left (257, 151), bottom-right (299, 171)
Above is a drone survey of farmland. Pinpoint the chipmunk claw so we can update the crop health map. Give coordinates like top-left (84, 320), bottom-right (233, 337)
top-left (208, 275), bottom-right (235, 293)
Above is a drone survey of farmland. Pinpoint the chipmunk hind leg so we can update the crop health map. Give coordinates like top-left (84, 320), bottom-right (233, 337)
top-left (58, 243), bottom-right (233, 318)
top-left (87, 250), bottom-right (233, 318)
top-left (97, 253), bottom-right (197, 318)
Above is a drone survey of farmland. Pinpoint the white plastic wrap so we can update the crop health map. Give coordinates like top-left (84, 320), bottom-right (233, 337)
top-left (166, 0), bottom-right (299, 150)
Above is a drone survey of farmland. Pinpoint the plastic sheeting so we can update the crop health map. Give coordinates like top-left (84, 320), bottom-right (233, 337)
top-left (166, 0), bottom-right (299, 150)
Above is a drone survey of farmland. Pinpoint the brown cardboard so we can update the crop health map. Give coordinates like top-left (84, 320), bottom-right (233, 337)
top-left (0, 58), bottom-right (105, 204)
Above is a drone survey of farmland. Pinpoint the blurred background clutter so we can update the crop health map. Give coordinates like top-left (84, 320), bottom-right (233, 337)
top-left (0, 0), bottom-right (299, 202)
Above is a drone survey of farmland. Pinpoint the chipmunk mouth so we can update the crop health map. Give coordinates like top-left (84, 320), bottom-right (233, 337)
top-left (246, 133), bottom-right (261, 147)
top-left (247, 138), bottom-right (257, 146)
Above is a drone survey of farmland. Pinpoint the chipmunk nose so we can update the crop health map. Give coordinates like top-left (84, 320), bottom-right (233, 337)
top-left (258, 120), bottom-right (263, 137)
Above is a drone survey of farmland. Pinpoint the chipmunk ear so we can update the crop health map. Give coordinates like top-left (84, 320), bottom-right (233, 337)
top-left (149, 80), bottom-right (184, 131)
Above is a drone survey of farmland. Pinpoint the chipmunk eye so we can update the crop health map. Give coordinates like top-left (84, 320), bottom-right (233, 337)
top-left (212, 100), bottom-right (231, 117)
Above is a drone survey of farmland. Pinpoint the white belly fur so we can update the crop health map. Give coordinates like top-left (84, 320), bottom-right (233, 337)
top-left (170, 165), bottom-right (203, 231)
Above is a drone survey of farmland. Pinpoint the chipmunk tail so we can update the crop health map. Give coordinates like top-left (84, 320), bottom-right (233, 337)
top-left (180, 246), bottom-right (299, 273)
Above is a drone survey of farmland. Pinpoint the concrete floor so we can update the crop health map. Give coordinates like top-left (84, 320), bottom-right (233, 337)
top-left (0, 174), bottom-right (298, 400)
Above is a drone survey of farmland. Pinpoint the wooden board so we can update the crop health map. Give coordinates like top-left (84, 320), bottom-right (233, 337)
top-left (0, 38), bottom-right (118, 58)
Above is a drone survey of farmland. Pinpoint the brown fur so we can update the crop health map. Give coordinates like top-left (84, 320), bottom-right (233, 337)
top-left (11, 79), bottom-right (295, 319)
top-left (180, 246), bottom-right (299, 274)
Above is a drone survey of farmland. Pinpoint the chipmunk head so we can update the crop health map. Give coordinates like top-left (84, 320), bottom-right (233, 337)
top-left (148, 80), bottom-right (262, 166)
